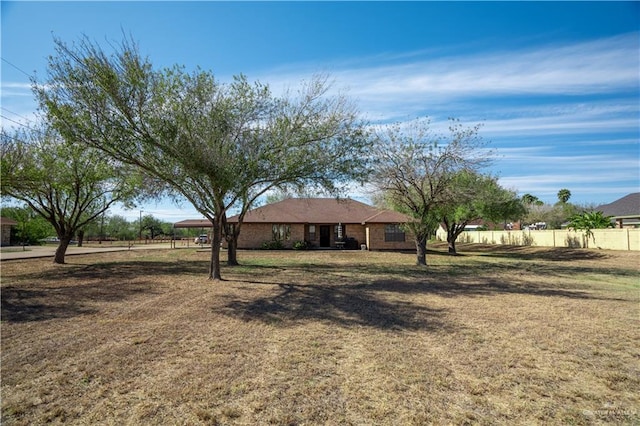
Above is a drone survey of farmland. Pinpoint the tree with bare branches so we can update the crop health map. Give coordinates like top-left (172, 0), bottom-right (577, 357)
top-left (371, 117), bottom-right (491, 265)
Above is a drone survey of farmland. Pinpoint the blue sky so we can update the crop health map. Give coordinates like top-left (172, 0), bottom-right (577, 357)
top-left (2, 1), bottom-right (639, 222)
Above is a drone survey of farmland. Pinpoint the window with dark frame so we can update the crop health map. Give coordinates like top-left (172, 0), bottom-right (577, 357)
top-left (308, 225), bottom-right (316, 241)
top-left (384, 224), bottom-right (405, 242)
top-left (272, 224), bottom-right (291, 241)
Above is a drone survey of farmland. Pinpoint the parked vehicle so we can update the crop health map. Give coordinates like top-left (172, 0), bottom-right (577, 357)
top-left (194, 234), bottom-right (209, 244)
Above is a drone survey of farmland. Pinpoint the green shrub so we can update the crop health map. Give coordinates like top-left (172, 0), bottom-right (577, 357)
top-left (292, 240), bottom-right (310, 250)
top-left (261, 240), bottom-right (284, 250)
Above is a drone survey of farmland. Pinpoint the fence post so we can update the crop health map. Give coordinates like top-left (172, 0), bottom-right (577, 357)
top-left (627, 228), bottom-right (631, 251)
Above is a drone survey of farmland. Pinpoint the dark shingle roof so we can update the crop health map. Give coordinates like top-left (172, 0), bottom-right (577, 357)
top-left (227, 198), bottom-right (410, 224)
top-left (595, 193), bottom-right (640, 217)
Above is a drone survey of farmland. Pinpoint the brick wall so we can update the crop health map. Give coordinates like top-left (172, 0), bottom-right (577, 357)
top-left (236, 223), bottom-right (306, 249)
top-left (234, 222), bottom-right (416, 250)
top-left (367, 224), bottom-right (415, 250)
top-left (1, 225), bottom-right (11, 246)
top-left (343, 224), bottom-right (366, 247)
top-left (236, 223), bottom-right (272, 248)
top-left (290, 224), bottom-right (305, 248)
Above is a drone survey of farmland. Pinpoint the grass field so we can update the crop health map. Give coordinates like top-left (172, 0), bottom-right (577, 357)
top-left (1, 244), bottom-right (638, 425)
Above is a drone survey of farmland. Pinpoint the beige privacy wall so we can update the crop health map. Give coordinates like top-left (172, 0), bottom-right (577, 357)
top-left (436, 228), bottom-right (640, 251)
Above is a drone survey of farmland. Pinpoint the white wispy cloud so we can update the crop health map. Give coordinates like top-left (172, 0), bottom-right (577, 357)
top-left (483, 103), bottom-right (639, 137)
top-left (578, 138), bottom-right (639, 147)
top-left (1, 82), bottom-right (32, 90)
top-left (496, 151), bottom-right (639, 180)
top-left (1, 81), bottom-right (33, 98)
top-left (259, 32), bottom-right (639, 122)
top-left (340, 33), bottom-right (637, 99)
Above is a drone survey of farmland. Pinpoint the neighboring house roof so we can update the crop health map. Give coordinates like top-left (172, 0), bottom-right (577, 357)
top-left (0, 217), bottom-right (18, 226)
top-left (227, 198), bottom-right (410, 224)
top-left (173, 219), bottom-right (214, 228)
top-left (595, 193), bottom-right (640, 218)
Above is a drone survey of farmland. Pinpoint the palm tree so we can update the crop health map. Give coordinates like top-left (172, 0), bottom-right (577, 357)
top-left (557, 188), bottom-right (571, 204)
top-left (522, 193), bottom-right (543, 206)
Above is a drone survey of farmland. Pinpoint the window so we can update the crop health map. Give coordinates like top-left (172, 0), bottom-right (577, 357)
top-left (308, 225), bottom-right (316, 241)
top-left (334, 224), bottom-right (345, 240)
top-left (384, 224), bottom-right (405, 242)
top-left (272, 224), bottom-right (291, 241)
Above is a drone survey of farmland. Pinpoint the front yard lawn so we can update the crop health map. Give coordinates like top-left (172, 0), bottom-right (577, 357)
top-left (2, 244), bottom-right (638, 424)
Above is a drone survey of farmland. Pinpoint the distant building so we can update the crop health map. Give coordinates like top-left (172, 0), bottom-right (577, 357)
top-left (0, 217), bottom-right (18, 246)
top-left (595, 193), bottom-right (640, 228)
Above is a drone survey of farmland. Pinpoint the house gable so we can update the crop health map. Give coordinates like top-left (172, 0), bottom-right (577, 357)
top-left (595, 193), bottom-right (640, 218)
top-left (595, 193), bottom-right (640, 228)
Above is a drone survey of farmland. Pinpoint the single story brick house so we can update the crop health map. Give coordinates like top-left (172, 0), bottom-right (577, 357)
top-left (224, 198), bottom-right (415, 250)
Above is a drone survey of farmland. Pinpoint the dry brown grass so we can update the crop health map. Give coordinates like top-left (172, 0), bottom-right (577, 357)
top-left (2, 243), bottom-right (638, 425)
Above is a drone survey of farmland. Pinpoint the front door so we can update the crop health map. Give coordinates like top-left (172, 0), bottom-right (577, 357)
top-left (319, 225), bottom-right (331, 247)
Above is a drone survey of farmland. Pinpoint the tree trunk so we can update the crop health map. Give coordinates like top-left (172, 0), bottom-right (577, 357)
top-left (209, 217), bottom-right (223, 280)
top-left (446, 222), bottom-right (466, 255)
top-left (447, 227), bottom-right (457, 255)
top-left (415, 235), bottom-right (427, 266)
top-left (54, 237), bottom-right (72, 264)
top-left (227, 236), bottom-right (239, 266)
top-left (77, 229), bottom-right (84, 247)
top-left (448, 238), bottom-right (457, 254)
top-left (223, 218), bottom-right (240, 266)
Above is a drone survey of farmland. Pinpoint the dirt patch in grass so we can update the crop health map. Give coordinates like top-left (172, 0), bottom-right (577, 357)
top-left (2, 245), bottom-right (639, 425)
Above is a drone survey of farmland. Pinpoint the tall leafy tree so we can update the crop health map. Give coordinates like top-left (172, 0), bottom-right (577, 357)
top-left (529, 203), bottom-right (578, 230)
top-left (221, 76), bottom-right (370, 265)
top-left (371, 117), bottom-right (491, 266)
top-left (104, 214), bottom-right (137, 241)
top-left (37, 36), bottom-right (369, 279)
top-left (437, 171), bottom-right (525, 254)
top-left (1, 125), bottom-right (139, 263)
top-left (140, 214), bottom-right (165, 239)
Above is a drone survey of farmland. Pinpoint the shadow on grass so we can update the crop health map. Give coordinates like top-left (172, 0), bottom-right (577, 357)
top-left (358, 277), bottom-right (607, 300)
top-left (2, 248), bottom-right (632, 327)
top-left (237, 254), bottom-right (638, 286)
top-left (1, 260), bottom-right (210, 323)
top-left (222, 271), bottom-right (627, 331)
top-left (1, 283), bottom-right (155, 323)
top-left (49, 260), bottom-right (211, 280)
top-left (221, 245), bottom-right (635, 329)
top-left (224, 281), bottom-right (451, 331)
top-left (452, 243), bottom-right (611, 261)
